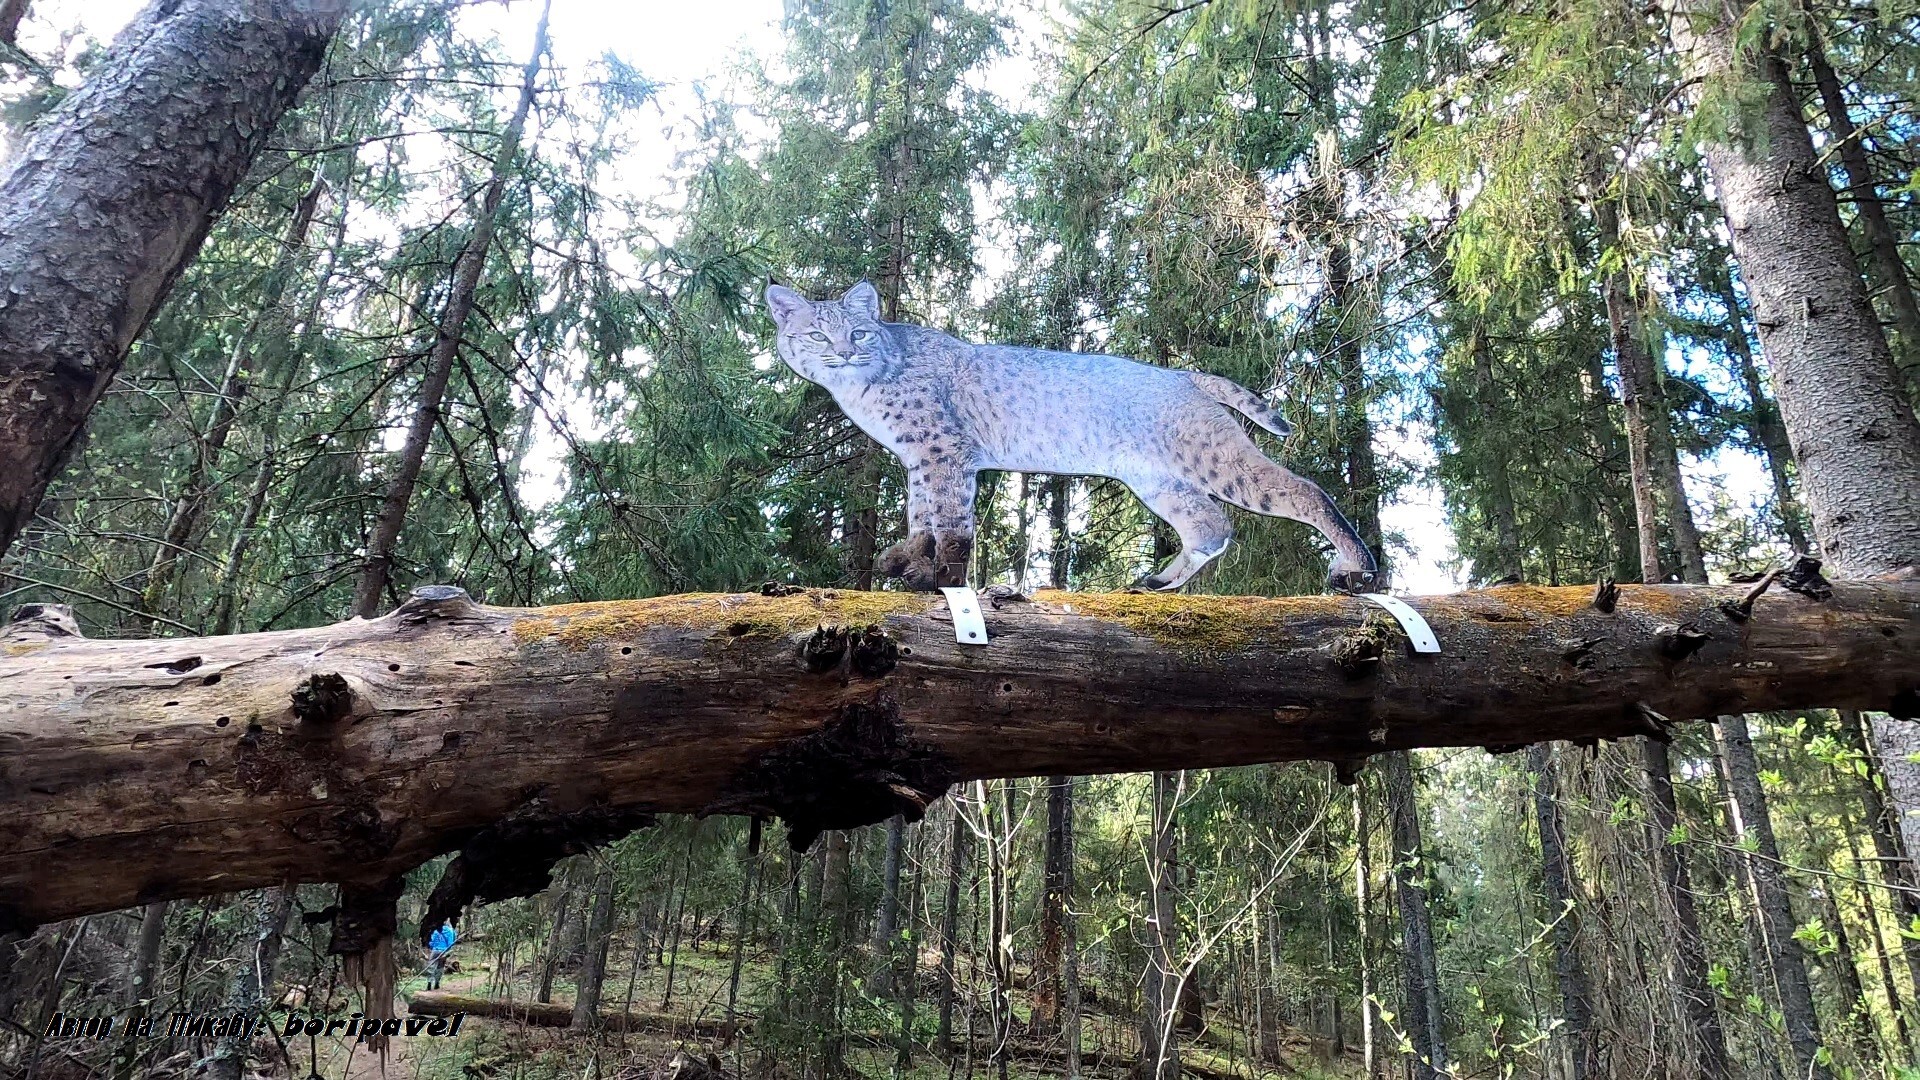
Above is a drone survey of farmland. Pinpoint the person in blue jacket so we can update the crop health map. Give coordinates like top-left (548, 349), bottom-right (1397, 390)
top-left (425, 921), bottom-right (457, 990)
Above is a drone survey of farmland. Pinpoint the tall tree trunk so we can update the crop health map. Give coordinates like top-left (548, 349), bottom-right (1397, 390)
top-left (1706, 257), bottom-right (1810, 552)
top-left (1592, 186), bottom-right (1704, 583)
top-left (936, 807), bottom-right (967, 1055)
top-left (1470, 325), bottom-right (1523, 580)
top-left (1137, 770), bottom-right (1182, 1080)
top-left (1664, 1), bottom-right (1920, 871)
top-left (1835, 709), bottom-right (1920, 1004)
top-left (1382, 751), bottom-right (1446, 1080)
top-left (726, 820), bottom-right (761, 1028)
top-left (984, 781), bottom-right (1016, 1080)
top-left (1353, 779), bottom-right (1381, 1079)
top-left (868, 814), bottom-right (906, 996)
top-left (1845, 828), bottom-right (1913, 1049)
top-left (1597, 193), bottom-right (1736, 1074)
top-left (0, 0), bottom-right (347, 561)
top-left (572, 863), bottom-right (617, 1028)
top-left (536, 871), bottom-right (576, 1005)
top-left (126, 900), bottom-right (167, 1011)
top-left (1049, 476), bottom-right (1071, 589)
top-left (1800, 16), bottom-right (1920, 385)
top-left (207, 174), bottom-right (353, 635)
top-left (350, 0), bottom-right (549, 617)
top-left (1033, 775), bottom-right (1074, 1038)
top-left (1716, 717), bottom-right (1834, 1078)
top-left (199, 887), bottom-right (293, 1080)
top-left (139, 170), bottom-right (325, 623)
top-left (1528, 743), bottom-right (1596, 1079)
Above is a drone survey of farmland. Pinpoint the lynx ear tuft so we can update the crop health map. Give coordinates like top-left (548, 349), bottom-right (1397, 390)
top-left (843, 280), bottom-right (881, 321)
top-left (766, 284), bottom-right (813, 329)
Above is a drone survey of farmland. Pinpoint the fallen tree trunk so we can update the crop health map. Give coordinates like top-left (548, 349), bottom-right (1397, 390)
top-left (405, 989), bottom-right (736, 1038)
top-left (3, 578), bottom-right (1916, 932)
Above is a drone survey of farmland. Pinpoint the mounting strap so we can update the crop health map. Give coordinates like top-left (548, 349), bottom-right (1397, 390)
top-left (939, 586), bottom-right (990, 646)
top-left (1356, 593), bottom-right (1441, 654)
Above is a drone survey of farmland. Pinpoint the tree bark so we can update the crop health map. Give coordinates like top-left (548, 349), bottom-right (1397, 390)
top-left (1353, 780), bottom-right (1381, 1079)
top-left (1137, 770), bottom-right (1181, 1080)
top-left (1528, 743), bottom-right (1596, 1079)
top-left (1663, 7), bottom-right (1920, 575)
top-left (867, 813), bottom-right (906, 995)
top-left (935, 806), bottom-right (967, 1054)
top-left (1801, 16), bottom-right (1920, 384)
top-left (0, 0), bottom-right (347, 561)
top-left (1715, 717), bottom-right (1834, 1078)
top-left (350, 0), bottom-right (548, 617)
top-left (1032, 774), bottom-right (1074, 1038)
top-left (571, 862), bottom-right (617, 1028)
top-left (1, 580), bottom-right (1917, 931)
top-left (1382, 750), bottom-right (1446, 1080)
top-left (1667, 2), bottom-right (1920, 964)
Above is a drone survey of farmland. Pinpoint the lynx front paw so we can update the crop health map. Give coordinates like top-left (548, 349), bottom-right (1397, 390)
top-left (879, 533), bottom-right (940, 591)
top-left (1328, 567), bottom-right (1384, 595)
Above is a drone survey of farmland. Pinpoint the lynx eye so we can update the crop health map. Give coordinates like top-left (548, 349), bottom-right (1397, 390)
top-left (852, 329), bottom-right (873, 341)
top-left (806, 331), bottom-right (829, 343)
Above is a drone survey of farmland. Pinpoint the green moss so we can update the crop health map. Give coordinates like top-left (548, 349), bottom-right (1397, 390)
top-left (513, 590), bottom-right (925, 650)
top-left (1032, 588), bottom-right (1332, 650)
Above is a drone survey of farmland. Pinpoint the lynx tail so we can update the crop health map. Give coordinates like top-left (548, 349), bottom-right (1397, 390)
top-left (1188, 372), bottom-right (1293, 438)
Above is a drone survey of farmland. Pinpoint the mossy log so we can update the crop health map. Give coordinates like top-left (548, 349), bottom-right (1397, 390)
top-left (3, 578), bottom-right (1917, 932)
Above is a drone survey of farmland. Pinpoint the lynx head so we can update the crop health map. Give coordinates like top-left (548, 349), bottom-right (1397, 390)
top-left (765, 280), bottom-right (899, 385)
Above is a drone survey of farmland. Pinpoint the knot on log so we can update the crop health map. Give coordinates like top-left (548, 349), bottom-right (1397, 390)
top-left (292, 672), bottom-right (354, 725)
top-left (394, 584), bottom-right (483, 624)
top-left (798, 624), bottom-right (900, 677)
top-left (1591, 578), bottom-right (1618, 613)
top-left (1783, 555), bottom-right (1832, 600)
top-left (1328, 613), bottom-right (1395, 678)
top-left (704, 695), bottom-right (956, 852)
top-left (1654, 623), bottom-right (1709, 662)
top-left (420, 800), bottom-right (656, 942)
top-left (5, 603), bottom-right (81, 641)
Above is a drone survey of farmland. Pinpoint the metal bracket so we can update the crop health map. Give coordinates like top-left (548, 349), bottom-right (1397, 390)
top-left (1356, 593), bottom-right (1441, 654)
top-left (939, 586), bottom-right (989, 646)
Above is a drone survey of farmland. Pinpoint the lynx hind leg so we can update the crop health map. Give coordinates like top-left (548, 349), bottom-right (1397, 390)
top-left (1206, 442), bottom-right (1380, 592)
top-left (1133, 481), bottom-right (1233, 591)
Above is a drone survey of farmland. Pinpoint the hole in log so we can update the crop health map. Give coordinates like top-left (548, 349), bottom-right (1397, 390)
top-left (620, 646), bottom-right (632, 655)
top-left (1002, 682), bottom-right (1013, 692)
top-left (202, 673), bottom-right (221, 686)
top-left (215, 716), bottom-right (230, 728)
top-left (703, 695), bottom-right (955, 852)
top-left (292, 673), bottom-right (355, 726)
top-left (899, 647), bottom-right (912, 655)
top-left (148, 656), bottom-right (202, 674)
top-left (419, 801), bottom-right (656, 940)
top-left (388, 663), bottom-right (400, 672)
top-left (163, 700), bottom-right (180, 707)
top-left (454, 660), bottom-right (473, 666)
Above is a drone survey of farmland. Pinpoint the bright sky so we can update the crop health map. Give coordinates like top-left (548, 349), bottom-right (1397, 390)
top-left (6, 0), bottom-right (1786, 596)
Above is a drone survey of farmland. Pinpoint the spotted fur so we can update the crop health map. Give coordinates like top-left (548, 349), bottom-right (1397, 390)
top-left (766, 281), bottom-right (1380, 592)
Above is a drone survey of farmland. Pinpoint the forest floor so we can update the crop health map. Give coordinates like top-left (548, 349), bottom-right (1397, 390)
top-left (288, 934), bottom-right (1367, 1080)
